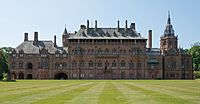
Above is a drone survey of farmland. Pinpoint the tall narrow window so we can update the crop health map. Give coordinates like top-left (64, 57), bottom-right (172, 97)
top-left (121, 60), bottom-right (126, 67)
top-left (19, 61), bottom-right (23, 69)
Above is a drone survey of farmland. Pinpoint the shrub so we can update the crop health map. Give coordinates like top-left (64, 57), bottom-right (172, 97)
top-left (2, 73), bottom-right (8, 81)
top-left (194, 71), bottom-right (200, 79)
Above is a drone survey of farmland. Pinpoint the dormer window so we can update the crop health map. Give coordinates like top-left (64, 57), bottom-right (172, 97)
top-left (56, 54), bottom-right (59, 57)
top-left (19, 49), bottom-right (24, 57)
top-left (12, 54), bottom-right (16, 57)
top-left (63, 54), bottom-right (67, 57)
top-left (19, 54), bottom-right (23, 57)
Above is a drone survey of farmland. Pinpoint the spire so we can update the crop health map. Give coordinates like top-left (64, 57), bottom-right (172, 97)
top-left (62, 24), bottom-right (68, 35)
top-left (167, 11), bottom-right (171, 24)
top-left (163, 11), bottom-right (175, 36)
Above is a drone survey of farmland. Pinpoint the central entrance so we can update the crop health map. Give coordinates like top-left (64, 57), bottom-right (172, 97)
top-left (54, 73), bottom-right (68, 80)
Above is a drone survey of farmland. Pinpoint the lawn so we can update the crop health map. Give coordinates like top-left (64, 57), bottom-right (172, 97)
top-left (0, 80), bottom-right (200, 104)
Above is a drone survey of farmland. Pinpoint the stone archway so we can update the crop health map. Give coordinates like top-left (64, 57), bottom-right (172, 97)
top-left (18, 73), bottom-right (24, 79)
top-left (27, 74), bottom-right (33, 79)
top-left (54, 73), bottom-right (68, 80)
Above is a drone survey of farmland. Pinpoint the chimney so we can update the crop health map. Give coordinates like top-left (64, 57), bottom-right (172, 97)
top-left (87, 20), bottom-right (89, 29)
top-left (117, 20), bottom-right (120, 31)
top-left (33, 32), bottom-right (38, 45)
top-left (130, 23), bottom-right (135, 30)
top-left (125, 20), bottom-right (128, 29)
top-left (24, 33), bottom-right (28, 41)
top-left (95, 20), bottom-right (97, 30)
top-left (148, 30), bottom-right (152, 48)
top-left (54, 35), bottom-right (57, 47)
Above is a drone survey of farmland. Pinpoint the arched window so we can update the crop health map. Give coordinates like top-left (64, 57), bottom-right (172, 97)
top-left (121, 60), bottom-right (126, 67)
top-left (19, 61), bottom-right (23, 69)
top-left (112, 60), bottom-right (117, 67)
top-left (27, 63), bottom-right (33, 69)
top-left (88, 60), bottom-right (93, 67)
top-left (97, 60), bottom-right (102, 67)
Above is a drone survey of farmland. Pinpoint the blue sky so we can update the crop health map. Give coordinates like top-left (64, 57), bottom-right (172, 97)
top-left (0, 0), bottom-right (199, 48)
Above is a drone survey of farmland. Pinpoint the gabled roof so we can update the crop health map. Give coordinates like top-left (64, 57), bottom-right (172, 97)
top-left (15, 41), bottom-right (67, 54)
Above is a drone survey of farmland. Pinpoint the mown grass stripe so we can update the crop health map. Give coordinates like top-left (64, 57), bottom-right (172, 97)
top-left (97, 82), bottom-right (129, 104)
top-left (124, 82), bottom-right (191, 104)
top-left (32, 82), bottom-right (96, 104)
top-left (125, 82), bottom-right (199, 104)
top-left (0, 82), bottom-right (84, 104)
top-left (65, 82), bottom-right (105, 104)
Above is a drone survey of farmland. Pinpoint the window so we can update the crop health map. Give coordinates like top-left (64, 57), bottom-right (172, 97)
top-left (42, 61), bottom-right (48, 69)
top-left (27, 63), bottom-right (33, 69)
top-left (19, 61), bottom-right (23, 69)
top-left (97, 60), bottom-right (102, 67)
top-left (105, 48), bottom-right (109, 54)
top-left (168, 59), bottom-right (176, 70)
top-left (112, 60), bottom-right (117, 67)
top-left (88, 60), bottom-right (93, 67)
top-left (63, 62), bottom-right (67, 69)
top-left (55, 62), bottom-right (59, 69)
top-left (12, 61), bottom-right (16, 69)
top-left (112, 48), bottom-right (117, 54)
top-left (105, 61), bottom-right (109, 67)
top-left (129, 61), bottom-right (134, 68)
top-left (81, 74), bottom-right (84, 78)
top-left (121, 60), bottom-right (126, 67)
top-left (80, 61), bottom-right (84, 68)
top-left (98, 48), bottom-right (102, 54)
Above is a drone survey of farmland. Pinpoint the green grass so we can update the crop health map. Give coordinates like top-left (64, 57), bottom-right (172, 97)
top-left (0, 80), bottom-right (200, 104)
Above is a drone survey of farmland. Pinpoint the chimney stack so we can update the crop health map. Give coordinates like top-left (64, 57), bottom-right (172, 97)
top-left (33, 32), bottom-right (38, 45)
top-left (117, 20), bottom-right (120, 31)
top-left (125, 20), bottom-right (128, 29)
top-left (54, 35), bottom-right (57, 47)
top-left (148, 30), bottom-right (152, 48)
top-left (130, 23), bottom-right (135, 30)
top-left (24, 33), bottom-right (28, 41)
top-left (87, 20), bottom-right (89, 29)
top-left (95, 20), bottom-right (97, 31)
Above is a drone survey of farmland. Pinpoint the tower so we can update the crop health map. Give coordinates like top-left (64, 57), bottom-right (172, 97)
top-left (160, 12), bottom-right (178, 54)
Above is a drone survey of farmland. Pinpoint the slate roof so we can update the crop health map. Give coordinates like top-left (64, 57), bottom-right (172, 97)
top-left (15, 41), bottom-right (67, 54)
top-left (67, 27), bottom-right (146, 39)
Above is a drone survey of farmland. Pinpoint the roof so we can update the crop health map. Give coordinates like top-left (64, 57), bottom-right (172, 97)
top-left (67, 27), bottom-right (147, 39)
top-left (15, 41), bottom-right (67, 54)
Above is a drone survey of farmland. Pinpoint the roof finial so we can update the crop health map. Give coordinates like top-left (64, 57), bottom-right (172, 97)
top-left (167, 11), bottom-right (171, 24)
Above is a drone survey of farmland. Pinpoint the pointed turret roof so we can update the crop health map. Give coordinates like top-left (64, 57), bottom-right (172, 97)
top-left (164, 11), bottom-right (175, 36)
top-left (62, 24), bottom-right (68, 35)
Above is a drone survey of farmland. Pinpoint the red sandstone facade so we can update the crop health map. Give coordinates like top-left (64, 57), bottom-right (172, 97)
top-left (9, 13), bottom-right (193, 80)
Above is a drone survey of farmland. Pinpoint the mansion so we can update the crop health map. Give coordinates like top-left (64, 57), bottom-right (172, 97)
top-left (9, 13), bottom-right (193, 79)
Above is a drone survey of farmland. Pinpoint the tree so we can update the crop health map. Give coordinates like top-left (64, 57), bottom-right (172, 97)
top-left (188, 42), bottom-right (200, 71)
top-left (0, 47), bottom-right (12, 80)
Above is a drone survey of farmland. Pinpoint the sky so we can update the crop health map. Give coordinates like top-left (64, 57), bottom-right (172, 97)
top-left (0, 0), bottom-right (199, 49)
